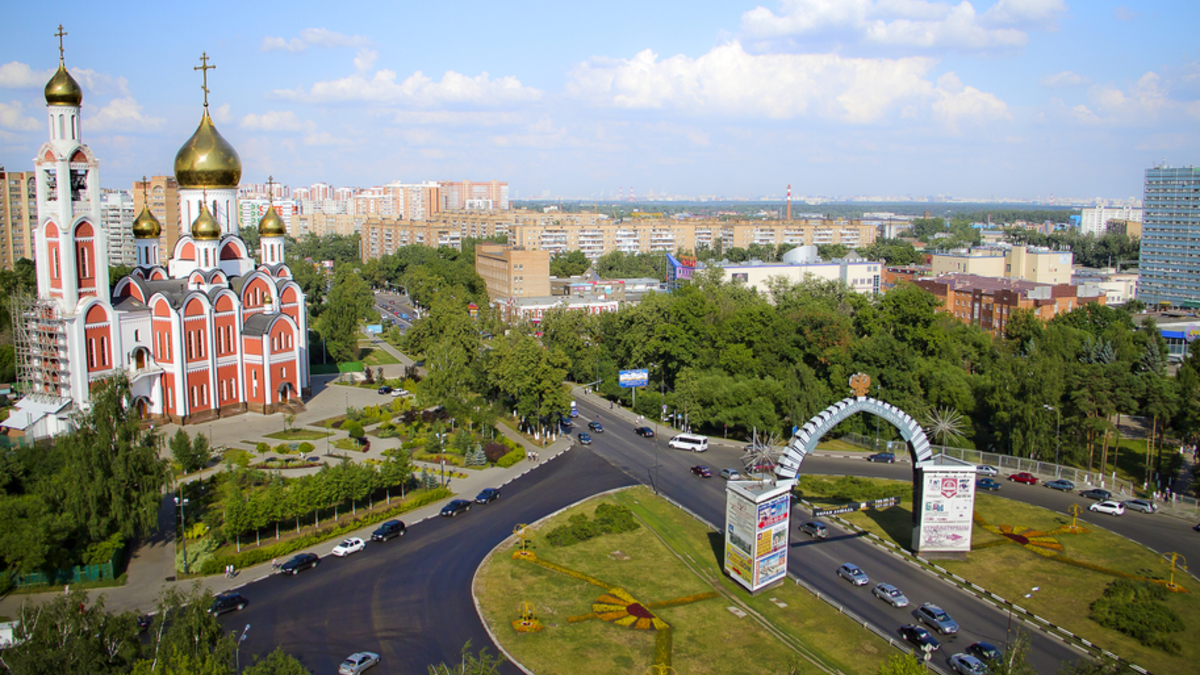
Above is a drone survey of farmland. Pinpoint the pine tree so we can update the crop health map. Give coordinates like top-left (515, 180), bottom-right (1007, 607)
top-left (466, 444), bottom-right (487, 467)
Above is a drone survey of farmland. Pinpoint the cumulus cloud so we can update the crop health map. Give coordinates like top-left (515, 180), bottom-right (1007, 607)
top-left (566, 41), bottom-right (1009, 132)
top-left (70, 69), bottom-right (131, 96)
top-left (390, 110), bottom-right (525, 126)
top-left (210, 103), bottom-right (232, 124)
top-left (0, 101), bottom-right (41, 131)
top-left (0, 62), bottom-right (53, 88)
top-left (274, 68), bottom-right (542, 106)
top-left (241, 110), bottom-right (313, 133)
top-left (262, 28), bottom-right (372, 53)
top-left (87, 97), bottom-right (164, 131)
top-left (740, 0), bottom-right (1065, 51)
top-left (1040, 71), bottom-right (1090, 88)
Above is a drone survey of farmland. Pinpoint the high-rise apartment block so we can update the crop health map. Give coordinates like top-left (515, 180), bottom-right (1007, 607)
top-left (100, 189), bottom-right (135, 266)
top-left (0, 166), bottom-right (37, 269)
top-left (133, 175), bottom-right (181, 253)
top-left (1137, 165), bottom-right (1200, 307)
top-left (441, 180), bottom-right (508, 210)
top-left (1081, 205), bottom-right (1142, 237)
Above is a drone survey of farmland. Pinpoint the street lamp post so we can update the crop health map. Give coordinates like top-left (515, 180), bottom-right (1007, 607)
top-left (236, 623), bottom-right (251, 672)
top-left (174, 493), bottom-right (190, 576)
top-left (1044, 405), bottom-right (1061, 468)
top-left (650, 363), bottom-right (660, 494)
top-left (1007, 586), bottom-right (1039, 655)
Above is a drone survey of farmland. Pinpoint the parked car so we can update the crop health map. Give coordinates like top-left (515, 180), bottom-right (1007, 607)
top-left (634, 426), bottom-right (655, 437)
top-left (872, 583), bottom-right (910, 608)
top-left (1045, 479), bottom-right (1075, 491)
top-left (1090, 500), bottom-right (1125, 516)
top-left (377, 385), bottom-right (392, 395)
top-left (209, 592), bottom-right (248, 615)
top-left (1007, 472), bottom-right (1038, 485)
top-left (975, 478), bottom-right (1001, 491)
top-left (690, 465), bottom-right (712, 478)
top-left (1122, 499), bottom-right (1157, 513)
top-left (475, 488), bottom-right (501, 504)
top-left (331, 537), bottom-right (365, 557)
top-left (719, 468), bottom-right (741, 480)
top-left (917, 602), bottom-right (959, 634)
top-left (338, 651), bottom-right (380, 675)
top-left (837, 563), bottom-right (869, 586)
top-left (948, 653), bottom-right (989, 675)
top-left (578, 432), bottom-right (593, 445)
top-left (280, 553), bottom-right (319, 575)
top-left (899, 624), bottom-right (940, 652)
top-left (393, 389), bottom-right (409, 397)
top-left (370, 520), bottom-right (406, 542)
top-left (1080, 488), bottom-right (1113, 501)
top-left (799, 521), bottom-right (828, 539)
top-left (975, 464), bottom-right (999, 477)
top-left (966, 642), bottom-right (1003, 664)
top-left (867, 452), bottom-right (896, 463)
top-left (588, 421), bottom-right (604, 433)
top-left (440, 499), bottom-right (472, 517)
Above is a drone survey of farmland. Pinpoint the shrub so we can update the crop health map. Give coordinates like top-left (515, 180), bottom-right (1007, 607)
top-left (274, 443), bottom-right (291, 455)
top-left (483, 442), bottom-right (509, 464)
top-left (1089, 580), bottom-right (1183, 654)
top-left (298, 442), bottom-right (315, 454)
top-left (595, 502), bottom-right (639, 534)
top-left (496, 448), bottom-right (525, 468)
top-left (343, 420), bottom-right (365, 440)
top-left (545, 504), bottom-right (638, 547)
top-left (255, 442), bottom-right (271, 455)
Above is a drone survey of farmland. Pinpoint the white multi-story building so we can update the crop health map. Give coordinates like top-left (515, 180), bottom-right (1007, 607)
top-left (1081, 206), bottom-right (1142, 237)
top-left (100, 190), bottom-right (135, 266)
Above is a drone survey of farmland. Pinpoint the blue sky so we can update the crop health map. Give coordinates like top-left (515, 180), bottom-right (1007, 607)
top-left (2, 0), bottom-right (1198, 201)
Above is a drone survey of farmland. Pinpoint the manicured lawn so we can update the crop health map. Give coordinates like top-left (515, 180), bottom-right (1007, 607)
top-left (475, 486), bottom-right (890, 675)
top-left (264, 429), bottom-right (333, 441)
top-left (815, 439), bottom-right (873, 453)
top-left (358, 346), bottom-right (399, 366)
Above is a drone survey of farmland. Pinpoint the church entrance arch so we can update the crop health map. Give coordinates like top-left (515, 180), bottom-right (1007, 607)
top-left (277, 382), bottom-right (293, 403)
top-left (774, 373), bottom-right (977, 560)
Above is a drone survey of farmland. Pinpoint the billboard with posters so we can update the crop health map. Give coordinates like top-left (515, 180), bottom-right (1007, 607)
top-left (725, 482), bottom-right (791, 593)
top-left (618, 369), bottom-right (649, 388)
top-left (913, 464), bottom-right (976, 555)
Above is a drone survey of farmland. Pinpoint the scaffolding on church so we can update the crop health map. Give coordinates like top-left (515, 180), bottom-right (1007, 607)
top-left (11, 293), bottom-right (71, 401)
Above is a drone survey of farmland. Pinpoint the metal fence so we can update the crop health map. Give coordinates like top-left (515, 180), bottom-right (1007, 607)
top-left (14, 541), bottom-right (126, 588)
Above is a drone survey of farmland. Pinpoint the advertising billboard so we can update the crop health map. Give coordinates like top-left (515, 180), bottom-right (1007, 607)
top-left (725, 482), bottom-right (791, 593)
top-left (618, 369), bottom-right (649, 388)
top-left (913, 464), bottom-right (976, 555)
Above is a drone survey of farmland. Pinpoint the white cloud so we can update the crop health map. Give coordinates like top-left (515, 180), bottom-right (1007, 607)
top-left (70, 69), bottom-right (131, 96)
top-left (740, 0), bottom-right (1065, 51)
top-left (210, 103), bottom-right (232, 124)
top-left (566, 41), bottom-right (1009, 131)
top-left (261, 28), bottom-right (373, 53)
top-left (1040, 71), bottom-right (1090, 88)
top-left (0, 62), bottom-right (53, 88)
top-left (240, 110), bottom-right (313, 133)
top-left (275, 68), bottom-right (542, 106)
top-left (0, 101), bottom-right (40, 131)
top-left (303, 131), bottom-right (350, 146)
top-left (1114, 5), bottom-right (1139, 22)
top-left (390, 110), bottom-right (525, 126)
top-left (354, 49), bottom-right (378, 74)
top-left (87, 97), bottom-right (163, 131)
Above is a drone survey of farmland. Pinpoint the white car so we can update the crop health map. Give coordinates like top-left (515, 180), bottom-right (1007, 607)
top-left (719, 468), bottom-right (741, 480)
top-left (331, 537), bottom-right (366, 557)
top-left (975, 464), bottom-right (999, 477)
top-left (1089, 500), bottom-right (1125, 516)
top-left (338, 651), bottom-right (380, 674)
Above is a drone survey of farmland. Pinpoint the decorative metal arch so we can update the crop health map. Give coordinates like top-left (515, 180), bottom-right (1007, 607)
top-left (774, 396), bottom-right (932, 487)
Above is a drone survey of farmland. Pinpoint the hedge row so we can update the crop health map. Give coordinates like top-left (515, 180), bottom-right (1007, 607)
top-left (545, 503), bottom-right (639, 547)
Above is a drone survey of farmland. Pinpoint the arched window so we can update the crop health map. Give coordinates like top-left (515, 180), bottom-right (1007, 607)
top-left (80, 246), bottom-right (89, 278)
top-left (71, 115), bottom-right (77, 139)
top-left (58, 114), bottom-right (64, 139)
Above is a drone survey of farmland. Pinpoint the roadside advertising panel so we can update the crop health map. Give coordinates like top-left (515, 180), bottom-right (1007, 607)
top-left (914, 466), bottom-right (976, 554)
top-left (725, 482), bottom-right (791, 593)
top-left (618, 369), bottom-right (649, 388)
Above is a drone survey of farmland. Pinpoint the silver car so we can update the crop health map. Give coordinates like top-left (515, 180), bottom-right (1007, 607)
top-left (917, 602), bottom-right (959, 634)
top-left (1122, 499), bottom-right (1157, 514)
top-left (975, 464), bottom-right (999, 477)
top-left (949, 653), bottom-right (989, 675)
top-left (338, 652), bottom-right (380, 675)
top-left (872, 583), bottom-right (910, 608)
top-left (837, 563), bottom-right (869, 586)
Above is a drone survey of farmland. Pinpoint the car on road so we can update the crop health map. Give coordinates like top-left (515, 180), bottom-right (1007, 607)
top-left (280, 553), bottom-right (319, 575)
top-left (1122, 499), bottom-right (1157, 513)
top-left (867, 452), bottom-right (896, 463)
top-left (917, 602), bottom-right (959, 634)
top-left (331, 537), bottom-right (365, 557)
top-left (966, 642), bottom-right (1002, 665)
top-left (440, 499), bottom-right (472, 517)
top-left (1080, 488), bottom-right (1113, 501)
top-left (690, 465), bottom-right (712, 478)
top-left (975, 464), bottom-right (999, 477)
top-left (370, 519), bottom-right (406, 542)
top-left (975, 478), bottom-right (1001, 491)
top-left (208, 591), bottom-right (248, 616)
top-left (634, 426), bottom-right (655, 437)
top-left (1090, 500), bottom-right (1125, 516)
top-left (899, 624), bottom-right (940, 652)
top-left (1007, 472), bottom-right (1038, 485)
top-left (872, 583), bottom-right (910, 608)
top-left (719, 468), bottom-right (741, 480)
top-left (948, 653), bottom-right (989, 675)
top-left (588, 421), bottom-right (604, 433)
top-left (377, 385), bottom-right (392, 395)
top-left (578, 432), bottom-right (593, 445)
top-left (799, 521), bottom-right (828, 539)
top-left (475, 488), bottom-right (501, 504)
top-left (391, 389), bottom-right (409, 397)
top-left (1045, 479), bottom-right (1075, 491)
top-left (338, 651), bottom-right (380, 675)
top-left (837, 563), bottom-right (869, 586)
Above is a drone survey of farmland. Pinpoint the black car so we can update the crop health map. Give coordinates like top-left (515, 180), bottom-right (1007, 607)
top-left (588, 421), bottom-right (604, 433)
top-left (371, 519), bottom-right (406, 542)
top-left (377, 385), bottom-right (392, 395)
top-left (578, 432), bottom-right (592, 445)
top-left (634, 427), bottom-right (655, 437)
top-left (899, 624), bottom-right (940, 652)
top-left (475, 488), bottom-right (501, 504)
top-left (440, 499), bottom-right (472, 517)
top-left (280, 553), bottom-right (319, 575)
top-left (867, 452), bottom-right (896, 463)
top-left (209, 592), bottom-right (248, 615)
top-left (966, 642), bottom-right (1002, 664)
top-left (1080, 488), bottom-right (1112, 501)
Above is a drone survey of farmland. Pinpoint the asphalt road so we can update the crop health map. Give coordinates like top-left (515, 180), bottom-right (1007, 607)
top-left (572, 396), bottom-right (1087, 675)
top-left (224, 446), bottom-right (635, 674)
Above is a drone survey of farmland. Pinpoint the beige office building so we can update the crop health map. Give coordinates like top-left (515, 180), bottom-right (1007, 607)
top-left (0, 167), bottom-right (37, 269)
top-left (475, 244), bottom-right (551, 300)
top-left (931, 245), bottom-right (1072, 285)
top-left (132, 175), bottom-right (181, 254)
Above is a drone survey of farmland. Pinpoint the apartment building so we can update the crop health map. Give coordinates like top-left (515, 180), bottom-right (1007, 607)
top-left (0, 166), bottom-right (37, 269)
top-left (914, 274), bottom-right (1107, 335)
top-left (133, 175), bottom-right (181, 253)
top-left (294, 213), bottom-right (364, 238)
top-left (475, 243), bottom-right (550, 300)
top-left (930, 245), bottom-right (1072, 285)
top-left (238, 199), bottom-right (297, 235)
top-left (440, 180), bottom-right (508, 210)
top-left (707, 248), bottom-right (883, 297)
top-left (1137, 165), bottom-right (1200, 307)
top-left (1081, 205), bottom-right (1142, 237)
top-left (100, 190), bottom-right (135, 266)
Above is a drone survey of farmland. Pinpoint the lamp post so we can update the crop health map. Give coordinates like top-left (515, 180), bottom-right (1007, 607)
top-left (1007, 586), bottom-right (1039, 655)
top-left (650, 363), bottom-right (660, 494)
top-left (174, 493), bottom-right (190, 576)
top-left (1044, 405), bottom-right (1061, 468)
top-left (236, 623), bottom-right (251, 672)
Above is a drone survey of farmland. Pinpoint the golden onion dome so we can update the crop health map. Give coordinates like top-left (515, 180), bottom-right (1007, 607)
top-left (174, 111), bottom-right (242, 189)
top-left (131, 206), bottom-right (162, 239)
top-left (258, 205), bottom-right (287, 237)
top-left (45, 63), bottom-right (83, 106)
top-left (190, 203), bottom-right (221, 240)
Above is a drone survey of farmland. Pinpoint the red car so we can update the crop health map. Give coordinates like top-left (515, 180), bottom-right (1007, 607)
top-left (691, 465), bottom-right (712, 478)
top-left (1007, 472), bottom-right (1038, 485)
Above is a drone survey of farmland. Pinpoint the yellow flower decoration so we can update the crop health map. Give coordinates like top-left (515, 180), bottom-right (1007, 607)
top-left (593, 588), bottom-right (670, 631)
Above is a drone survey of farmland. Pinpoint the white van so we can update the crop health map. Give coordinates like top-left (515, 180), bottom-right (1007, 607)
top-left (668, 433), bottom-right (709, 452)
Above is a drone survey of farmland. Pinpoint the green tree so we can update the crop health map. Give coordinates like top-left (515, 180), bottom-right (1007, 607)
top-left (877, 652), bottom-right (927, 675)
top-left (4, 590), bottom-right (141, 674)
top-left (171, 428), bottom-right (198, 473)
top-left (427, 641), bottom-right (505, 675)
top-left (817, 243), bottom-right (849, 260)
top-left (242, 648), bottom-right (312, 675)
top-left (549, 250), bottom-right (591, 277)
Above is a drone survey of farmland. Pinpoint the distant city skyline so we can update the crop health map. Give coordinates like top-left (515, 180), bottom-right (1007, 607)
top-left (2, 1), bottom-right (1197, 201)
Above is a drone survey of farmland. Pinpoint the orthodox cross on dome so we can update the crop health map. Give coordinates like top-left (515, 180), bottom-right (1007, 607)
top-left (194, 52), bottom-right (215, 109)
top-left (266, 175), bottom-right (275, 206)
top-left (139, 175), bottom-right (148, 201)
top-left (55, 25), bottom-right (67, 64)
